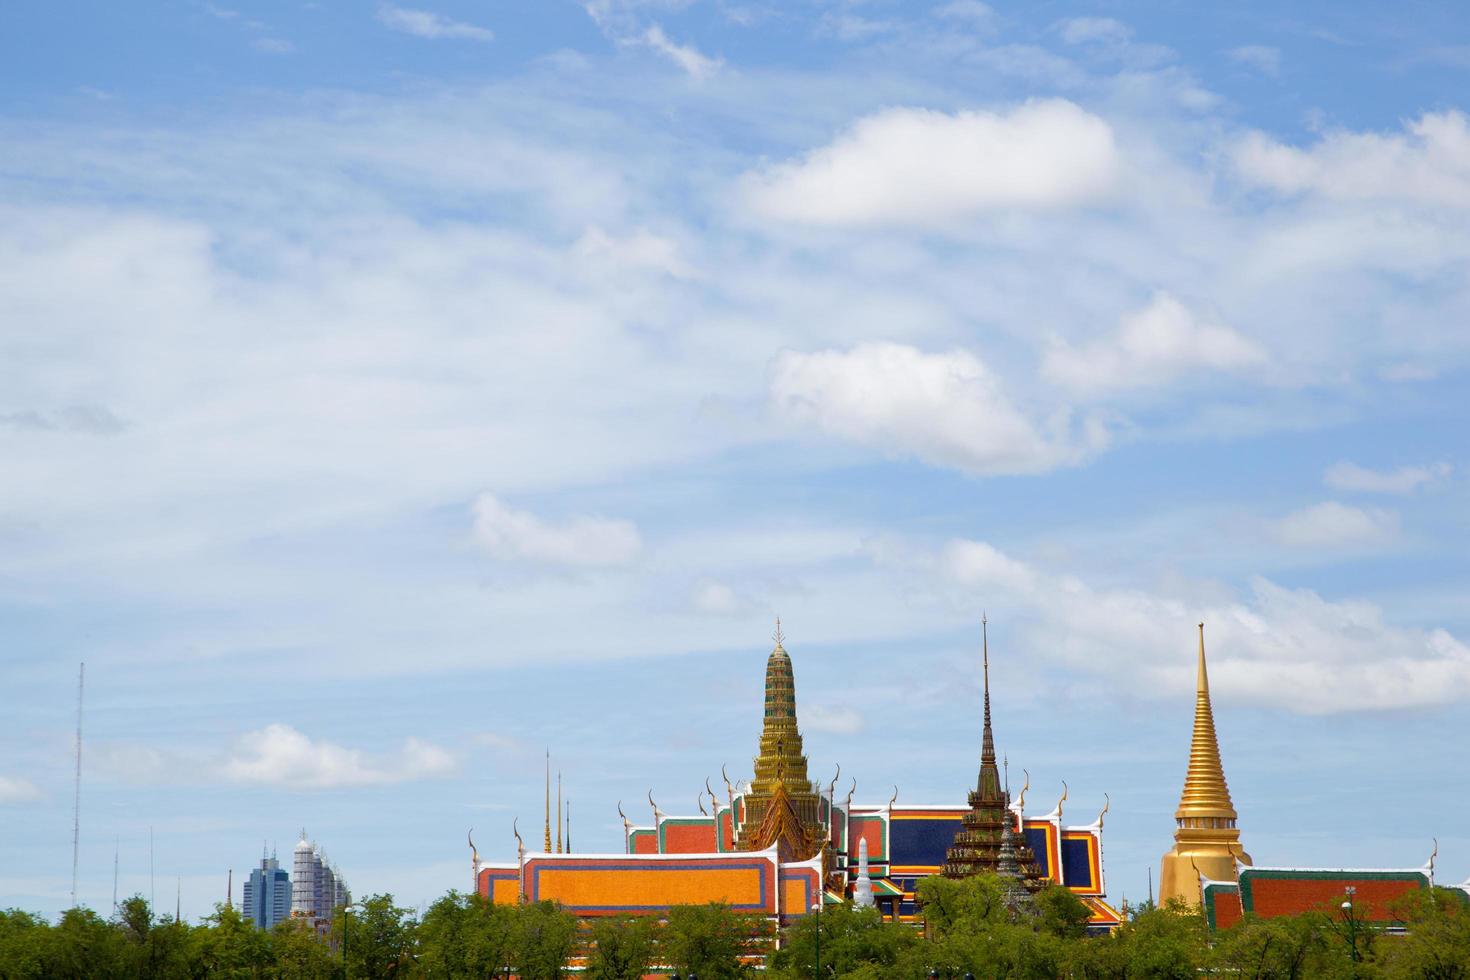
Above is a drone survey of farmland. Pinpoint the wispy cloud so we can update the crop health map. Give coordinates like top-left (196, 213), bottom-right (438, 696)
top-left (253, 37), bottom-right (295, 54)
top-left (1324, 461), bottom-right (1452, 495)
top-left (0, 776), bottom-right (43, 804)
top-left (472, 494), bottom-right (642, 567)
top-left (377, 5), bottom-right (494, 42)
top-left (639, 24), bottom-right (720, 79)
top-left (224, 724), bottom-right (455, 789)
top-left (1266, 501), bottom-right (1399, 550)
top-left (888, 537), bottom-right (1470, 714)
top-left (1228, 44), bottom-right (1282, 76)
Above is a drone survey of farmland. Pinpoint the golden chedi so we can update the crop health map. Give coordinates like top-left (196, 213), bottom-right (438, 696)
top-left (1159, 624), bottom-right (1252, 906)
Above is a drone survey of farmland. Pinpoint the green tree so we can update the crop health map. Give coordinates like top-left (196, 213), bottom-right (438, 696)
top-left (36, 907), bottom-right (128, 980)
top-left (0, 908), bottom-right (50, 980)
top-left (584, 915), bottom-right (658, 980)
top-left (1375, 888), bottom-right (1470, 980)
top-left (1208, 909), bottom-right (1349, 980)
top-left (769, 904), bottom-right (917, 979)
top-left (188, 902), bottom-right (274, 979)
top-left (660, 903), bottom-right (772, 980)
top-left (514, 901), bottom-right (578, 980)
top-left (914, 874), bottom-right (1010, 937)
top-left (418, 891), bottom-right (520, 979)
top-left (1032, 884), bottom-right (1093, 940)
top-left (270, 918), bottom-right (336, 980)
top-left (1111, 899), bottom-right (1207, 980)
top-left (338, 894), bottom-right (417, 980)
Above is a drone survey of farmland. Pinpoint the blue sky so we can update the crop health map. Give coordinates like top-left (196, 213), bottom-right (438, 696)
top-left (2, 0), bottom-right (1468, 921)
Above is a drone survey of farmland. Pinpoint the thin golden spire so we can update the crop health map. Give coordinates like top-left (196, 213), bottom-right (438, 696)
top-left (543, 751), bottom-right (552, 852)
top-left (1176, 623), bottom-right (1237, 821)
top-left (556, 771), bottom-right (563, 854)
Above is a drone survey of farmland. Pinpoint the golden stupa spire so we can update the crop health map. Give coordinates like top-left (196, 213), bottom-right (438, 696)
top-left (1159, 622), bottom-right (1251, 906)
top-left (1177, 623), bottom-right (1237, 822)
top-left (556, 771), bottom-right (563, 854)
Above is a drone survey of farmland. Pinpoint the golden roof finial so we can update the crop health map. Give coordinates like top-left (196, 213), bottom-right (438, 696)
top-left (773, 616), bottom-right (784, 649)
top-left (556, 771), bottom-right (563, 854)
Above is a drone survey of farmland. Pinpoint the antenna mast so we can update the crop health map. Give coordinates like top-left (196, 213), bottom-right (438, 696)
top-left (71, 662), bottom-right (85, 908)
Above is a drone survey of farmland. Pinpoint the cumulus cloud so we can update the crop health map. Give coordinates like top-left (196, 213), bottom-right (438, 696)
top-left (0, 775), bottom-right (43, 803)
top-left (377, 5), bottom-right (494, 41)
top-left (1324, 461), bottom-right (1452, 495)
top-left (897, 538), bottom-right (1470, 713)
top-left (472, 494), bottom-right (642, 567)
top-left (743, 100), bottom-right (1119, 227)
top-left (770, 342), bottom-right (1105, 476)
top-left (1232, 110), bottom-right (1470, 206)
top-left (1228, 45), bottom-right (1281, 76)
top-left (1042, 293), bottom-right (1266, 395)
top-left (934, 1), bottom-right (994, 24)
top-left (224, 724), bottom-right (455, 789)
top-left (1268, 501), bottom-right (1399, 550)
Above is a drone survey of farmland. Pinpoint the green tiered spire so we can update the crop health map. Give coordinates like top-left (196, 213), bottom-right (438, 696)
top-left (738, 619), bottom-right (826, 862)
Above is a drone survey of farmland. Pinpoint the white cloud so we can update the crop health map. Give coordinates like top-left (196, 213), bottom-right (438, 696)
top-left (742, 100), bottom-right (1120, 227)
top-left (1324, 461), bottom-right (1451, 495)
top-left (933, 1), bottom-right (993, 24)
top-left (224, 724), bottom-right (455, 789)
top-left (691, 579), bottom-right (753, 615)
top-left (0, 776), bottom-right (43, 803)
top-left (1267, 501), bottom-right (1399, 550)
top-left (803, 704), bottom-right (865, 735)
top-left (253, 37), bottom-right (294, 54)
top-left (1232, 110), bottom-right (1470, 206)
top-left (1057, 17), bottom-right (1132, 45)
top-left (574, 225), bottom-right (696, 279)
top-left (639, 24), bottom-right (720, 79)
top-left (891, 538), bottom-right (1470, 713)
top-left (377, 5), bottom-right (494, 42)
top-left (1043, 293), bottom-right (1266, 395)
top-left (1228, 45), bottom-right (1281, 76)
top-left (770, 342), bottom-right (1105, 476)
top-left (472, 494), bottom-right (642, 567)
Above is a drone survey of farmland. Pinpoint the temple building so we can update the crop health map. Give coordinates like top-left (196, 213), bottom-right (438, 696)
top-left (474, 622), bottom-right (1119, 932)
top-left (1159, 624), bottom-right (1252, 906)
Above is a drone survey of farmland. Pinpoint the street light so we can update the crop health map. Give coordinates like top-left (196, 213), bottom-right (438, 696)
top-left (812, 900), bottom-right (822, 978)
top-left (341, 902), bottom-right (364, 979)
top-left (1341, 886), bottom-right (1360, 962)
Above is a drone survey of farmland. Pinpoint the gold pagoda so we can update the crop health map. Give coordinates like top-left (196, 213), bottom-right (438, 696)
top-left (1159, 623), bottom-right (1252, 905)
top-left (736, 621), bottom-right (827, 863)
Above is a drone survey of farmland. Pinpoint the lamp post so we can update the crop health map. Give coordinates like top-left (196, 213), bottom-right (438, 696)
top-left (341, 901), bottom-right (364, 978)
top-left (1341, 886), bottom-right (1360, 962)
top-left (812, 900), bottom-right (822, 978)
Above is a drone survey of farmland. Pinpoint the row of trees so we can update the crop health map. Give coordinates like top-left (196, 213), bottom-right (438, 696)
top-left (2, 874), bottom-right (1467, 979)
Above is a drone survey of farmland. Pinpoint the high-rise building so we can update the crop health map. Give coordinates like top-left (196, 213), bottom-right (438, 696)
top-left (290, 830), bottom-right (349, 925)
top-left (241, 846), bottom-right (291, 930)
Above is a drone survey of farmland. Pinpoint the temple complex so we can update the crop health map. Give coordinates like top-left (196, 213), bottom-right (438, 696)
top-left (473, 621), bottom-right (1119, 932)
top-left (1159, 623), bottom-right (1252, 906)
